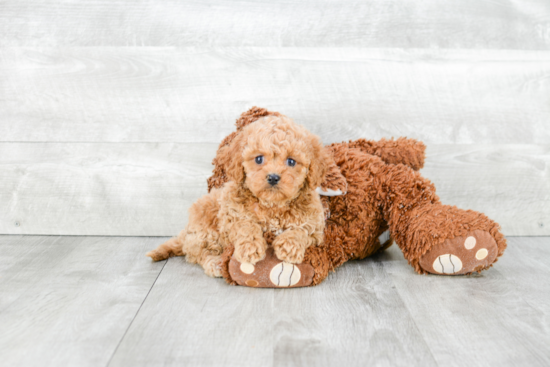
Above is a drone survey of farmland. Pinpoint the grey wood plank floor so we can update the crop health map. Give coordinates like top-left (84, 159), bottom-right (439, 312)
top-left (0, 236), bottom-right (548, 367)
top-left (0, 236), bottom-right (165, 367)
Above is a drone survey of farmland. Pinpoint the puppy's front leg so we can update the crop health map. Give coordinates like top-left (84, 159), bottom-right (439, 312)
top-left (272, 228), bottom-right (311, 264)
top-left (229, 220), bottom-right (267, 265)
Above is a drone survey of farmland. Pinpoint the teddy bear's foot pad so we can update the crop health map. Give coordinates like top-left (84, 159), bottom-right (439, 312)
top-left (229, 247), bottom-right (314, 288)
top-left (419, 230), bottom-right (498, 275)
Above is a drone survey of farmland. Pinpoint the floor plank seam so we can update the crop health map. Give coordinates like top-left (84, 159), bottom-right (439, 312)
top-left (104, 258), bottom-right (168, 367)
top-left (381, 262), bottom-right (440, 366)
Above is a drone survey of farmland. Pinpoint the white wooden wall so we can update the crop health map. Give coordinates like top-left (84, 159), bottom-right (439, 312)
top-left (1, 0), bottom-right (549, 236)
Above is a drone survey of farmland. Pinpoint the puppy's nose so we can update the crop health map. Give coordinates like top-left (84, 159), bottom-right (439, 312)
top-left (267, 174), bottom-right (280, 186)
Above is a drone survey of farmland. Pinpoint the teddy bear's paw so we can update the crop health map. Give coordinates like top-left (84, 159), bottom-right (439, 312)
top-left (419, 229), bottom-right (499, 275)
top-left (228, 247), bottom-right (314, 288)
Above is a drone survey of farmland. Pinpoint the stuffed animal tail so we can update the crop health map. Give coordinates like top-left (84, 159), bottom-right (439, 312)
top-left (146, 230), bottom-right (186, 261)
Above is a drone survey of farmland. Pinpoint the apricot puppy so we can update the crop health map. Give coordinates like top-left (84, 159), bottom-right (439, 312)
top-left (146, 115), bottom-right (330, 277)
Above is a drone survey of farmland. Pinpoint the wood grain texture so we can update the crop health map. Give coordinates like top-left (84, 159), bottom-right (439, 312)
top-left (1, 0), bottom-right (549, 49)
top-left (109, 250), bottom-right (436, 367)
top-left (382, 239), bottom-right (550, 367)
top-left (1, 143), bottom-right (547, 236)
top-left (0, 235), bottom-right (166, 367)
top-left (0, 142), bottom-right (216, 236)
top-left (422, 144), bottom-right (550, 236)
top-left (108, 255), bottom-right (276, 367)
top-left (1, 47), bottom-right (549, 144)
top-left (498, 237), bottom-right (550, 318)
top-left (1, 236), bottom-right (548, 366)
top-left (270, 260), bottom-right (437, 367)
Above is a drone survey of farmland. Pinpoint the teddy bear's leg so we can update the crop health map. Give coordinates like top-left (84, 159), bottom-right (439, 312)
top-left (416, 224), bottom-right (502, 275)
top-left (220, 245), bottom-right (319, 288)
top-left (219, 227), bottom-right (331, 288)
top-left (352, 151), bottom-right (507, 275)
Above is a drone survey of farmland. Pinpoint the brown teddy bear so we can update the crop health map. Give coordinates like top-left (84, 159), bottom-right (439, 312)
top-left (208, 107), bottom-right (507, 288)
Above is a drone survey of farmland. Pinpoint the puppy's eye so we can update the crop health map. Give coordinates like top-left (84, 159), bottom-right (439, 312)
top-left (286, 158), bottom-right (296, 167)
top-left (255, 156), bottom-right (264, 164)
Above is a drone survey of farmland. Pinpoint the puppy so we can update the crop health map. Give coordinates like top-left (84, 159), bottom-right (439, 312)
top-left (146, 115), bottom-right (330, 277)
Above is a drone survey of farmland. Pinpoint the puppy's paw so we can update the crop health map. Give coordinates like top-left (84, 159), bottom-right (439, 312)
top-left (273, 237), bottom-right (306, 264)
top-left (203, 255), bottom-right (223, 278)
top-left (234, 240), bottom-right (267, 265)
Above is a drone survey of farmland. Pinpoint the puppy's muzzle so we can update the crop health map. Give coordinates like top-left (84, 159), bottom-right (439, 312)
top-left (267, 174), bottom-right (280, 186)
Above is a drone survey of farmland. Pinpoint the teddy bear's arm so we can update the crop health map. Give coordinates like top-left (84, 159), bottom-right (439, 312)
top-left (318, 137), bottom-right (425, 195)
top-left (335, 137), bottom-right (426, 171)
top-left (318, 153), bottom-right (348, 193)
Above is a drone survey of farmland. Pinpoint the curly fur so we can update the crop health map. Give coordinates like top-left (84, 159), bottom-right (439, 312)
top-left (208, 107), bottom-right (507, 286)
top-left (147, 114), bottom-right (331, 276)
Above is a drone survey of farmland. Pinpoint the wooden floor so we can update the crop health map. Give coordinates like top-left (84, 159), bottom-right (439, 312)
top-left (0, 236), bottom-right (548, 366)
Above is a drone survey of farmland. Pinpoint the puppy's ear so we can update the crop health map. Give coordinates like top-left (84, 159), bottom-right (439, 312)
top-left (306, 134), bottom-right (332, 190)
top-left (215, 131), bottom-right (246, 185)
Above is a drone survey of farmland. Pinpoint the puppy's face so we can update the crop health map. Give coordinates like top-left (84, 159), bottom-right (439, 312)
top-left (242, 143), bottom-right (307, 204)
top-left (222, 115), bottom-right (329, 204)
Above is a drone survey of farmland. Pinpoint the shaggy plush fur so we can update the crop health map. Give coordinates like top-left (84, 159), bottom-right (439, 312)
top-left (147, 114), bottom-right (332, 276)
top-left (209, 108), bottom-right (507, 286)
